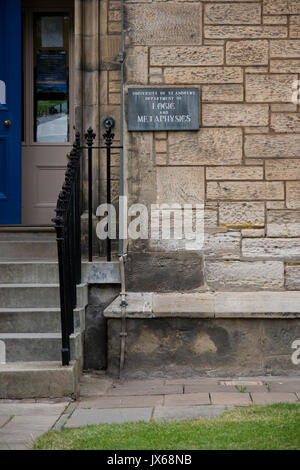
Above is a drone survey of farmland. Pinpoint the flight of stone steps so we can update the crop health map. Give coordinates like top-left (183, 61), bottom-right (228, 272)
top-left (0, 228), bottom-right (87, 398)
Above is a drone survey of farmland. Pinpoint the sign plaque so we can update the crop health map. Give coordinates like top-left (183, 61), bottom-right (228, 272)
top-left (127, 88), bottom-right (199, 131)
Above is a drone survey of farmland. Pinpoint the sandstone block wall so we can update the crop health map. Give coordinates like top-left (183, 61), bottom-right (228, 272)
top-left (99, 0), bottom-right (300, 292)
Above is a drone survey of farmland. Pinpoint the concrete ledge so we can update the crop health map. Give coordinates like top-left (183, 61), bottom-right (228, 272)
top-left (104, 291), bottom-right (300, 319)
top-left (82, 262), bottom-right (120, 284)
top-left (0, 361), bottom-right (80, 399)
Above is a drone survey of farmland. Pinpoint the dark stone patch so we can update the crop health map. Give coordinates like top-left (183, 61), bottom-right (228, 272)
top-left (107, 318), bottom-right (265, 378)
top-left (125, 252), bottom-right (204, 292)
top-left (84, 285), bottom-right (119, 370)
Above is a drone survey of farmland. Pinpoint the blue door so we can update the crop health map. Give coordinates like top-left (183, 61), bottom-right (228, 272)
top-left (0, 0), bottom-right (21, 224)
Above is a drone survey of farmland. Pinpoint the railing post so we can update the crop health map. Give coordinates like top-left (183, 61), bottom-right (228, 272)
top-left (103, 117), bottom-right (115, 262)
top-left (53, 194), bottom-right (70, 366)
top-left (74, 132), bottom-right (82, 284)
top-left (84, 127), bottom-right (96, 262)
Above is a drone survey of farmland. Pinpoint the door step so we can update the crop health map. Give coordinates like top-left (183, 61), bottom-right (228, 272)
top-left (0, 283), bottom-right (88, 308)
top-left (0, 332), bottom-right (83, 362)
top-left (0, 241), bottom-right (57, 260)
top-left (0, 261), bottom-right (58, 283)
top-left (0, 361), bottom-right (80, 399)
top-left (0, 307), bottom-right (85, 333)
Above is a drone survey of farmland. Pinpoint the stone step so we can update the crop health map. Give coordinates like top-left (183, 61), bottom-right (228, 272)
top-left (0, 241), bottom-right (57, 260)
top-left (0, 332), bottom-right (83, 362)
top-left (0, 361), bottom-right (80, 398)
top-left (0, 283), bottom-right (88, 308)
top-left (0, 307), bottom-right (85, 333)
top-left (0, 261), bottom-right (59, 284)
top-left (0, 228), bottom-right (55, 241)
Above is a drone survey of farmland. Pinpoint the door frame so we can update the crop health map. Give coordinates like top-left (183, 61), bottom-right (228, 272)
top-left (21, 1), bottom-right (74, 226)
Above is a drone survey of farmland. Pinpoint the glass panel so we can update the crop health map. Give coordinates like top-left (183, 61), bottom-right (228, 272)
top-left (33, 13), bottom-right (70, 143)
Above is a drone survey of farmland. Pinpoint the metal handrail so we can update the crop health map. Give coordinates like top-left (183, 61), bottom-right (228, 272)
top-left (53, 121), bottom-right (120, 366)
top-left (52, 134), bottom-right (82, 366)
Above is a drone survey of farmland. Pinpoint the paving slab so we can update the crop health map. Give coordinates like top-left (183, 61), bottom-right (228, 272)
top-left (0, 403), bottom-right (68, 416)
top-left (164, 393), bottom-right (210, 406)
top-left (78, 395), bottom-right (163, 409)
top-left (153, 405), bottom-right (229, 421)
top-left (65, 408), bottom-right (153, 427)
top-left (264, 381), bottom-right (300, 392)
top-left (210, 392), bottom-right (251, 406)
top-left (5, 414), bottom-right (59, 428)
top-left (165, 378), bottom-right (221, 386)
top-left (108, 384), bottom-right (183, 396)
top-left (185, 384), bottom-right (238, 393)
top-left (80, 374), bottom-right (113, 397)
top-left (0, 416), bottom-right (11, 428)
top-left (0, 429), bottom-right (42, 444)
top-left (251, 393), bottom-right (299, 404)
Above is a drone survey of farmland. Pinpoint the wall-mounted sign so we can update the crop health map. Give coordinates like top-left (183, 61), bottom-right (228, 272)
top-left (127, 87), bottom-right (199, 131)
top-left (36, 50), bottom-right (67, 94)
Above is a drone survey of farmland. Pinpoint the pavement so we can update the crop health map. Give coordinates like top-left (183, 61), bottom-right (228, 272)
top-left (1, 372), bottom-right (300, 449)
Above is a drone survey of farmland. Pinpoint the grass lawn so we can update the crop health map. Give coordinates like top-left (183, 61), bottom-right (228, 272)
top-left (32, 403), bottom-right (300, 450)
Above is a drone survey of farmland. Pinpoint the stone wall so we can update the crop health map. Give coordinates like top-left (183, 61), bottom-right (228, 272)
top-left (121, 0), bottom-right (300, 292)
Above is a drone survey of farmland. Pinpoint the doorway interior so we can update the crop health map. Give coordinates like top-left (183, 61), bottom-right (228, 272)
top-left (22, 0), bottom-right (74, 226)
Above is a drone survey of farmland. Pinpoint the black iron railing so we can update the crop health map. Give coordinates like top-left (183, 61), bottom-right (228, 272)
top-left (83, 118), bottom-right (121, 262)
top-left (52, 134), bottom-right (82, 366)
top-left (53, 120), bottom-right (121, 366)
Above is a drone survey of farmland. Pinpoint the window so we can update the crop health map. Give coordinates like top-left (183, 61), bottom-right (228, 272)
top-left (33, 13), bottom-right (70, 142)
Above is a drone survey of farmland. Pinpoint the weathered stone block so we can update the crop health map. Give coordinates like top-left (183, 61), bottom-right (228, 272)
top-left (149, 67), bottom-right (164, 84)
top-left (153, 293), bottom-right (215, 317)
top-left (219, 202), bottom-right (265, 228)
top-left (125, 47), bottom-right (148, 84)
top-left (271, 59), bottom-right (300, 72)
top-left (285, 264), bottom-right (300, 289)
top-left (216, 291), bottom-right (300, 316)
top-left (202, 104), bottom-right (269, 126)
top-left (205, 3), bottom-right (261, 24)
top-left (157, 167), bottom-right (204, 205)
top-left (150, 46), bottom-right (224, 66)
top-left (126, 4), bottom-right (202, 46)
top-left (202, 84), bottom-right (243, 102)
top-left (204, 231), bottom-right (241, 260)
top-left (241, 228), bottom-right (265, 237)
top-left (266, 159), bottom-right (300, 180)
top-left (168, 128), bottom-right (242, 165)
top-left (207, 182), bottom-right (284, 200)
top-left (226, 40), bottom-right (268, 65)
top-left (267, 210), bottom-right (300, 237)
top-left (107, 318), bottom-right (265, 378)
top-left (271, 113), bottom-right (300, 133)
top-left (206, 166), bottom-right (263, 180)
top-left (290, 15), bottom-right (300, 38)
top-left (263, 319), bottom-right (300, 356)
top-left (270, 39), bottom-right (300, 56)
top-left (125, 252), bottom-right (204, 292)
top-left (242, 237), bottom-right (300, 259)
top-left (246, 74), bottom-right (297, 102)
top-left (287, 181), bottom-right (300, 209)
top-left (204, 25), bottom-right (287, 39)
top-left (164, 67), bottom-right (243, 84)
top-left (206, 261), bottom-right (284, 290)
top-left (245, 134), bottom-right (300, 158)
top-left (264, 0), bottom-right (300, 15)
top-left (263, 15), bottom-right (288, 24)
